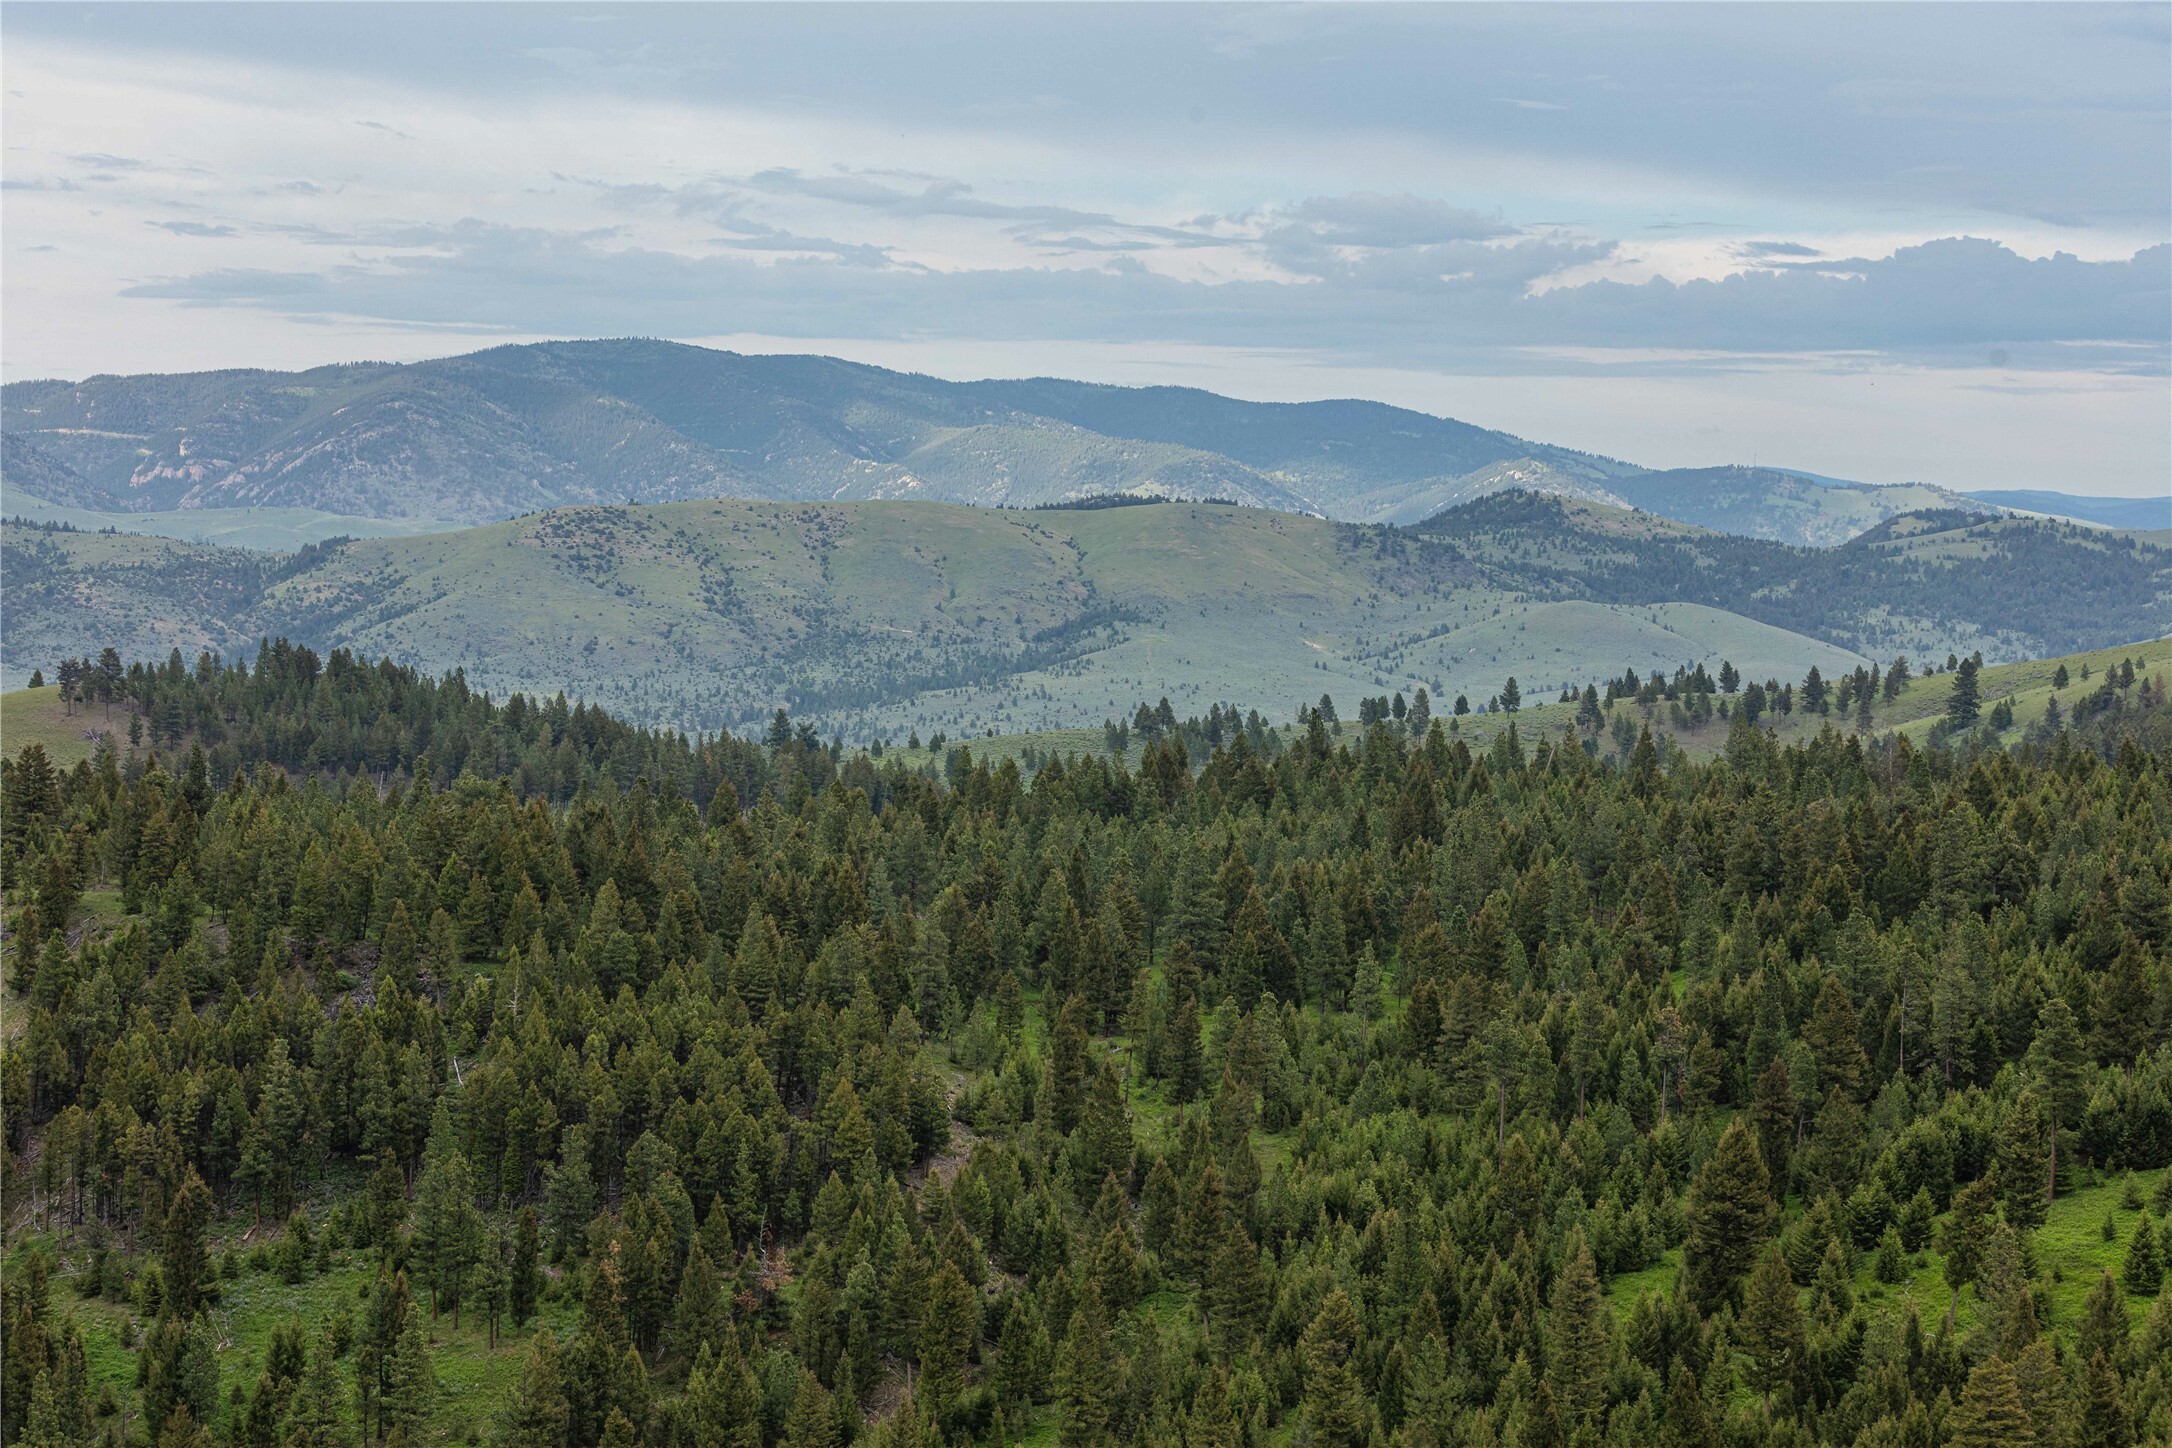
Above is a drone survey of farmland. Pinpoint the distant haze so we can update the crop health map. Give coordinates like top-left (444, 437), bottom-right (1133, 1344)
top-left (2, 3), bottom-right (2166, 495)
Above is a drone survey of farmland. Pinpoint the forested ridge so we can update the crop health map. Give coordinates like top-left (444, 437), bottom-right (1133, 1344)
top-left (1413, 493), bottom-right (2172, 662)
top-left (5, 643), bottom-right (2172, 1448)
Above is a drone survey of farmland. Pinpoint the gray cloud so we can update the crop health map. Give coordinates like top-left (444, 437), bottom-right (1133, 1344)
top-left (149, 219), bottom-right (239, 238)
top-left (116, 224), bottom-right (2167, 375)
top-left (1734, 241), bottom-right (1822, 260)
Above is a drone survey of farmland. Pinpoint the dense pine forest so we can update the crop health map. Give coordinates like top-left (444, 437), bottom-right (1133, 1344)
top-left (5, 641), bottom-right (2172, 1448)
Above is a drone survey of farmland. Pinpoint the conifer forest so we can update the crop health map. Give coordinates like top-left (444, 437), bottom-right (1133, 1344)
top-left (4, 641), bottom-right (2172, 1448)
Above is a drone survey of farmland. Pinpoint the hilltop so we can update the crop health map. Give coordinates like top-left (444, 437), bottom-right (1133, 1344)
top-left (4, 339), bottom-right (2015, 545)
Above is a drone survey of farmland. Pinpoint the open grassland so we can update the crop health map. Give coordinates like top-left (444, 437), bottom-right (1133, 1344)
top-left (1, 685), bottom-right (126, 769)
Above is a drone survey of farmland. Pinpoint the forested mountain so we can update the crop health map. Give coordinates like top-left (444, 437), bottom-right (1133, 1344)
top-left (0, 340), bottom-right (2030, 542)
top-left (1411, 494), bottom-right (2172, 669)
top-left (4, 641), bottom-right (2172, 1448)
top-left (8, 495), bottom-right (2163, 739)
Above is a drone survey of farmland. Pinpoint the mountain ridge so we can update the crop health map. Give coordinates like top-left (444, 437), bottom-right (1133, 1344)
top-left (3, 338), bottom-right (2024, 546)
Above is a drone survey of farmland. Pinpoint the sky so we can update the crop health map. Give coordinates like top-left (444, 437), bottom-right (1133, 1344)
top-left (3, 3), bottom-right (2167, 495)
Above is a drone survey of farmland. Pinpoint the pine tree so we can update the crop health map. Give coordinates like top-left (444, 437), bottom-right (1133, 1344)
top-left (510, 1207), bottom-right (543, 1328)
top-left (1048, 994), bottom-right (1092, 1136)
top-left (498, 1329), bottom-right (571, 1448)
top-left (1683, 1117), bottom-right (1775, 1311)
top-left (1299, 1287), bottom-right (1369, 1448)
top-left (1544, 1231), bottom-right (1608, 1433)
top-left (781, 1367), bottom-right (837, 1448)
top-left (286, 1327), bottom-right (354, 1448)
top-left (1802, 976), bottom-right (1867, 1103)
top-left (161, 1168), bottom-right (213, 1320)
top-left (412, 1105), bottom-right (482, 1320)
top-left (1942, 1177), bottom-right (1999, 1328)
top-left (2076, 1349), bottom-right (2135, 1448)
top-left (2028, 996), bottom-right (2090, 1202)
top-left (916, 1259), bottom-right (977, 1417)
top-left (1944, 1356), bottom-right (2034, 1448)
top-left (1739, 1243), bottom-right (1805, 1418)
top-left (380, 1315), bottom-right (438, 1439)
top-left (1205, 1219), bottom-right (1267, 1347)
top-left (545, 1127), bottom-right (597, 1262)
top-left (1054, 1283), bottom-right (1113, 1448)
top-left (1167, 995), bottom-right (1204, 1105)
top-left (1947, 657), bottom-right (1982, 727)
top-left (2123, 1212), bottom-right (2163, 1296)
top-left (1994, 1089), bottom-right (2051, 1232)
top-left (2078, 1271), bottom-right (2130, 1369)
top-left (1749, 1055), bottom-right (1795, 1190)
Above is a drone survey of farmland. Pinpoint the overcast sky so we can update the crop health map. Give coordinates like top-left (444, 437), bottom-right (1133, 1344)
top-left (3, 3), bottom-right (2167, 494)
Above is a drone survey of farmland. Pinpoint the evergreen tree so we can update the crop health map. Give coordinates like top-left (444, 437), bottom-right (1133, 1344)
top-left (2123, 1213), bottom-right (2163, 1296)
top-left (2076, 1350), bottom-right (2135, 1448)
top-left (411, 1106), bottom-right (482, 1320)
top-left (161, 1169), bottom-right (213, 1320)
top-left (500, 1331), bottom-right (571, 1448)
top-left (1947, 657), bottom-right (1983, 727)
top-left (1544, 1231), bottom-right (1608, 1434)
top-left (286, 1328), bottom-right (353, 1448)
top-left (1167, 994), bottom-right (1204, 1105)
top-left (509, 1207), bottom-right (543, 1328)
top-left (916, 1260), bottom-right (977, 1417)
top-left (1048, 995), bottom-right (1093, 1136)
top-left (1054, 1284), bottom-right (1114, 1448)
top-left (1994, 1089), bottom-right (2051, 1232)
top-left (1943, 1177), bottom-right (2000, 1328)
top-left (1945, 1356), bottom-right (2034, 1448)
top-left (1299, 1287), bottom-right (1369, 1448)
top-left (1683, 1117), bottom-right (1775, 1311)
top-left (1739, 1243), bottom-right (1805, 1418)
top-left (2029, 996), bottom-right (2090, 1200)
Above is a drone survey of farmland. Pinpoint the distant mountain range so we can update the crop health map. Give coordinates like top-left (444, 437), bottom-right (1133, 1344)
top-left (1, 338), bottom-right (2059, 549)
top-left (7, 490), bottom-right (2163, 737)
top-left (1964, 489), bottom-right (2170, 532)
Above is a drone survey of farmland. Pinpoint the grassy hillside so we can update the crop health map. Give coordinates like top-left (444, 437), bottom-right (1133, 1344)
top-left (0, 685), bottom-right (126, 768)
top-left (7, 492), bottom-right (2163, 739)
top-left (0, 523), bottom-right (267, 686)
top-left (240, 500), bottom-right (1882, 740)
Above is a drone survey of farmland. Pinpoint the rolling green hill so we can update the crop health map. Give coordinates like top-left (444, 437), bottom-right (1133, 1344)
top-left (5, 492), bottom-right (2163, 744)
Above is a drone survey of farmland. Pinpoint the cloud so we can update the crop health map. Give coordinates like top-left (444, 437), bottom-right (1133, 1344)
top-left (1733, 240), bottom-right (1821, 260)
top-left (114, 222), bottom-right (2167, 377)
top-left (149, 219), bottom-right (239, 238)
top-left (1269, 193), bottom-right (1518, 248)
